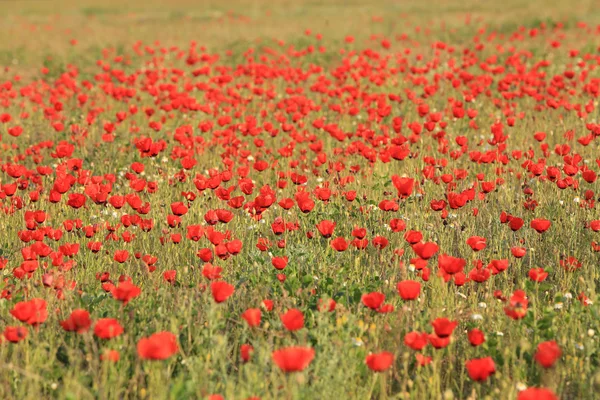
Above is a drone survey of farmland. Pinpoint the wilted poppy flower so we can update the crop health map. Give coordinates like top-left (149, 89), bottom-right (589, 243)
top-left (365, 352), bottom-right (394, 372)
top-left (272, 346), bottom-right (315, 372)
top-left (137, 332), bottom-right (179, 360)
top-left (94, 318), bottom-right (124, 339)
top-left (534, 341), bottom-right (562, 368)
top-left (211, 281), bottom-right (235, 303)
top-left (465, 357), bottom-right (496, 381)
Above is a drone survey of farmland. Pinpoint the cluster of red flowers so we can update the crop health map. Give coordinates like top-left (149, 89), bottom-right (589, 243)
top-left (1, 13), bottom-right (598, 399)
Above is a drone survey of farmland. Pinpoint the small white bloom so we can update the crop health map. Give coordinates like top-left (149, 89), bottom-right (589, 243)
top-left (554, 303), bottom-right (563, 310)
top-left (516, 383), bottom-right (527, 391)
top-left (564, 293), bottom-right (573, 300)
top-left (471, 314), bottom-right (483, 320)
top-left (588, 329), bottom-right (595, 337)
top-left (478, 302), bottom-right (487, 309)
top-left (496, 332), bottom-right (504, 336)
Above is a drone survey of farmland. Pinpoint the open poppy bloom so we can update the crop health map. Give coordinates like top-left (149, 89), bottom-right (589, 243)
top-left (10, 299), bottom-right (48, 326)
top-left (272, 347), bottom-right (315, 372)
top-left (365, 352), bottom-right (394, 372)
top-left (517, 387), bottom-right (557, 400)
top-left (60, 309), bottom-right (92, 333)
top-left (137, 331), bottom-right (179, 360)
top-left (397, 280), bottom-right (421, 300)
top-left (4, 326), bottom-right (28, 343)
top-left (465, 357), bottom-right (496, 381)
top-left (534, 341), bottom-right (562, 368)
top-left (210, 281), bottom-right (235, 303)
top-left (94, 318), bottom-right (124, 339)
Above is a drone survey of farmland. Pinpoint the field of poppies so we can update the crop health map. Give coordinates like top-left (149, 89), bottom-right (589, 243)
top-left (1, 0), bottom-right (600, 399)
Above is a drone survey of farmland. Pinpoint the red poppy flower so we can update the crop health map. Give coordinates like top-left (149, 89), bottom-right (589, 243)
top-left (316, 220), bottom-right (336, 238)
top-left (530, 218), bottom-right (551, 233)
top-left (415, 353), bottom-right (432, 366)
top-left (10, 298), bottom-right (47, 325)
top-left (137, 331), bottom-right (179, 360)
top-left (241, 344), bottom-right (254, 363)
top-left (100, 350), bottom-right (120, 362)
top-left (330, 237), bottom-right (348, 252)
top-left (271, 256), bottom-right (288, 270)
top-left (465, 357), bottom-right (496, 381)
top-left (467, 329), bottom-right (485, 346)
top-left (94, 318), bottom-right (124, 339)
top-left (111, 280), bottom-right (142, 305)
top-left (404, 331), bottom-right (429, 350)
top-left (528, 268), bottom-right (548, 282)
top-left (211, 281), bottom-right (235, 303)
top-left (391, 176), bottom-right (414, 198)
top-left (60, 309), bottom-right (92, 333)
top-left (517, 387), bottom-right (557, 400)
top-left (280, 308), bottom-right (304, 331)
top-left (272, 347), bottom-right (315, 372)
top-left (466, 236), bottom-right (486, 251)
top-left (241, 308), bottom-right (261, 327)
top-left (202, 263), bottom-right (222, 280)
top-left (428, 333), bottom-right (451, 349)
top-left (504, 290), bottom-right (529, 319)
top-left (431, 318), bottom-right (458, 338)
top-left (362, 292), bottom-right (385, 310)
top-left (397, 280), bottom-right (421, 300)
top-left (365, 352), bottom-right (394, 372)
top-left (534, 341), bottom-right (562, 368)
top-left (3, 326), bottom-right (28, 343)
top-left (438, 254), bottom-right (466, 275)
